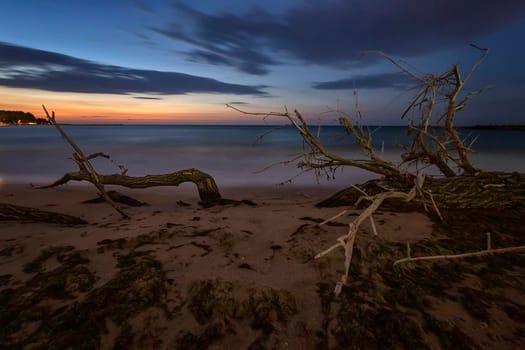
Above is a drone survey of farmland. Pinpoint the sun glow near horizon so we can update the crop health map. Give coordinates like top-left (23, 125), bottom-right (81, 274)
top-left (0, 87), bottom-right (272, 124)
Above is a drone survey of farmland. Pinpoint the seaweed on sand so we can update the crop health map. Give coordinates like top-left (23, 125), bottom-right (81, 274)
top-left (312, 208), bottom-right (525, 349)
top-left (178, 279), bottom-right (298, 349)
top-left (1, 250), bottom-right (173, 349)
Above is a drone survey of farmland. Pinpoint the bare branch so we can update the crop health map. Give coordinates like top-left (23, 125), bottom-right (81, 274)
top-left (394, 232), bottom-right (525, 265)
top-left (42, 105), bottom-right (129, 219)
top-left (316, 174), bottom-right (427, 295)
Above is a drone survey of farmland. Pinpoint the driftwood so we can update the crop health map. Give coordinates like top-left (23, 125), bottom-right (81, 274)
top-left (40, 106), bottom-right (236, 210)
top-left (227, 103), bottom-right (411, 181)
top-left (37, 168), bottom-right (229, 207)
top-left (315, 173), bottom-right (427, 295)
top-left (43, 106), bottom-right (129, 218)
top-left (373, 45), bottom-right (488, 177)
top-left (229, 48), bottom-right (525, 295)
top-left (316, 171), bottom-right (525, 209)
top-left (0, 203), bottom-right (87, 225)
top-left (394, 232), bottom-right (525, 266)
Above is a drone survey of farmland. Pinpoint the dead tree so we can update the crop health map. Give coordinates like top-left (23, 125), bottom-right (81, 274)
top-left (230, 47), bottom-right (525, 295)
top-left (231, 46), bottom-right (489, 185)
top-left (227, 103), bottom-right (413, 182)
top-left (374, 45), bottom-right (489, 177)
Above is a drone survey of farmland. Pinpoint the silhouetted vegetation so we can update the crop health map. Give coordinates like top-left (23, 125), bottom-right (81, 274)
top-left (0, 110), bottom-right (48, 125)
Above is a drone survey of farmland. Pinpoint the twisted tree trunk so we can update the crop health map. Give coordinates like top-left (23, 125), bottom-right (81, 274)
top-left (317, 171), bottom-right (525, 210)
top-left (37, 168), bottom-right (226, 207)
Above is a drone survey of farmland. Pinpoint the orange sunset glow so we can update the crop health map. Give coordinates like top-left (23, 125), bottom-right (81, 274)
top-left (0, 87), bottom-right (271, 124)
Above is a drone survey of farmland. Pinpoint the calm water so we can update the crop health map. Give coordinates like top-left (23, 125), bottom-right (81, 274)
top-left (0, 125), bottom-right (523, 187)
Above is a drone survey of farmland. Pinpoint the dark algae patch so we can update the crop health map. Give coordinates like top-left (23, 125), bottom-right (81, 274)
top-left (423, 314), bottom-right (475, 350)
top-left (0, 249), bottom-right (173, 349)
top-left (22, 245), bottom-right (76, 273)
top-left (311, 208), bottom-right (525, 349)
top-left (179, 279), bottom-right (298, 349)
top-left (1, 247), bottom-right (96, 348)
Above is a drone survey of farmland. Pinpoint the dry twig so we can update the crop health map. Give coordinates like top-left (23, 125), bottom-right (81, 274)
top-left (394, 232), bottom-right (525, 265)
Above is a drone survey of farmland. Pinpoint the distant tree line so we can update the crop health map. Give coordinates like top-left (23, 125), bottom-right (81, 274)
top-left (0, 110), bottom-right (49, 125)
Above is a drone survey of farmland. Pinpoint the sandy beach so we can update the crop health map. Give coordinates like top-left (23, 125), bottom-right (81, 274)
top-left (1, 183), bottom-right (524, 349)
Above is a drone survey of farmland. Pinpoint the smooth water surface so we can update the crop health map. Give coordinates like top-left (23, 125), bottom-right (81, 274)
top-left (1, 125), bottom-right (523, 187)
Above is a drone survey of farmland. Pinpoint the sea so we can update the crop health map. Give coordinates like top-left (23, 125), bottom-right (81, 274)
top-left (0, 125), bottom-right (523, 188)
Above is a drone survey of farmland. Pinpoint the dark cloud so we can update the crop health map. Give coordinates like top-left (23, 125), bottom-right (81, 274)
top-left (133, 96), bottom-right (163, 100)
top-left (227, 101), bottom-right (249, 105)
top-left (312, 73), bottom-right (416, 90)
top-left (154, 21), bottom-right (279, 75)
top-left (0, 42), bottom-right (266, 95)
top-left (185, 49), bottom-right (274, 75)
top-left (155, 0), bottom-right (525, 75)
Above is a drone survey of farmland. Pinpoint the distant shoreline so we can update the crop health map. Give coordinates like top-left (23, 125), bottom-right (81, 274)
top-left (2, 123), bottom-right (525, 130)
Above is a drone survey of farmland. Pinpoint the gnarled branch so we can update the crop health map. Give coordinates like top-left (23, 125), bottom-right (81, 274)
top-left (37, 168), bottom-right (226, 207)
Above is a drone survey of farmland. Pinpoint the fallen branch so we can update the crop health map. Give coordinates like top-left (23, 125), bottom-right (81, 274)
top-left (316, 173), bottom-right (426, 295)
top-left (317, 171), bottom-right (525, 209)
top-left (43, 105), bottom-right (128, 219)
top-left (227, 103), bottom-right (412, 181)
top-left (0, 203), bottom-right (87, 225)
top-left (393, 232), bottom-right (525, 265)
top-left (37, 168), bottom-right (228, 207)
top-left (40, 106), bottom-right (236, 209)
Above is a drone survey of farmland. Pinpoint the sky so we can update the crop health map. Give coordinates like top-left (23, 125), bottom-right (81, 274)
top-left (1, 0), bottom-right (525, 125)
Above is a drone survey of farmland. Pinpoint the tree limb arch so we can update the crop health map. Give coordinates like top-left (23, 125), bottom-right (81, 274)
top-left (37, 168), bottom-right (231, 207)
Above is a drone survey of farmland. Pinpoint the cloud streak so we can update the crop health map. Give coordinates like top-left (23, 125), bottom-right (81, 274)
top-left (312, 73), bottom-right (416, 90)
top-left (155, 0), bottom-right (525, 75)
top-left (133, 96), bottom-right (163, 100)
top-left (0, 42), bottom-right (266, 96)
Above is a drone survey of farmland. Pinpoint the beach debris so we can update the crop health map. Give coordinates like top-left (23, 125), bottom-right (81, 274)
top-left (228, 46), bottom-right (525, 297)
top-left (238, 262), bottom-right (255, 270)
top-left (315, 173), bottom-right (426, 295)
top-left (38, 164), bottom-right (241, 208)
top-left (185, 279), bottom-right (298, 348)
top-left (316, 171), bottom-right (525, 210)
top-left (393, 232), bottom-right (525, 265)
top-left (0, 202), bottom-right (87, 225)
top-left (22, 245), bottom-right (77, 274)
top-left (0, 249), bottom-right (173, 349)
top-left (39, 106), bottom-right (251, 212)
top-left (83, 190), bottom-right (148, 206)
top-left (43, 105), bottom-right (129, 219)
